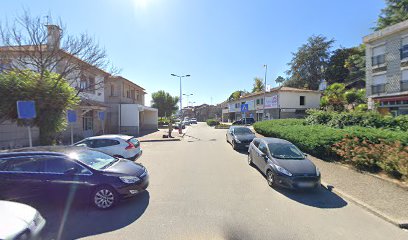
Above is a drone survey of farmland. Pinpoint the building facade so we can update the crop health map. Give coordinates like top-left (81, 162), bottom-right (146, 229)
top-left (221, 87), bottom-right (321, 122)
top-left (363, 20), bottom-right (408, 116)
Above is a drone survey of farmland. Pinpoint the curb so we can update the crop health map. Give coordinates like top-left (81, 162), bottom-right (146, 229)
top-left (320, 181), bottom-right (408, 229)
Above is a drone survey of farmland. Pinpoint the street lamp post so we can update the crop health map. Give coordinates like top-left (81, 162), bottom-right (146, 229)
top-left (262, 64), bottom-right (268, 121)
top-left (183, 93), bottom-right (193, 107)
top-left (171, 74), bottom-right (190, 133)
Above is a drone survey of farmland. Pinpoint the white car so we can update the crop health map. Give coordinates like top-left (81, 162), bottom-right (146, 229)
top-left (190, 118), bottom-right (197, 124)
top-left (74, 134), bottom-right (143, 160)
top-left (0, 200), bottom-right (46, 240)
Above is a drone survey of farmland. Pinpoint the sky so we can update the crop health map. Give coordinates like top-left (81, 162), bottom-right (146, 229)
top-left (0, 0), bottom-right (385, 107)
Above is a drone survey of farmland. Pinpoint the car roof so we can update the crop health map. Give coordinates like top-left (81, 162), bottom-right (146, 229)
top-left (85, 134), bottom-right (133, 141)
top-left (256, 137), bottom-right (292, 144)
top-left (0, 146), bottom-right (89, 159)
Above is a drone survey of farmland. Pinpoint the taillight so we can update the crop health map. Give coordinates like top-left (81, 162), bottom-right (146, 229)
top-left (125, 142), bottom-right (135, 150)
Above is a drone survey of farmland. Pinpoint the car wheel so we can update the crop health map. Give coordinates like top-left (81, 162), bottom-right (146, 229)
top-left (247, 153), bottom-right (253, 166)
top-left (266, 170), bottom-right (276, 188)
top-left (93, 186), bottom-right (118, 210)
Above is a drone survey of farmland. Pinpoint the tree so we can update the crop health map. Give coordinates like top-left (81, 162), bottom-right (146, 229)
top-left (0, 10), bottom-right (119, 95)
top-left (151, 90), bottom-right (179, 117)
top-left (275, 76), bottom-right (286, 86)
top-left (227, 90), bottom-right (248, 101)
top-left (252, 77), bottom-right (264, 93)
top-left (344, 44), bottom-right (366, 88)
top-left (0, 70), bottom-right (79, 145)
top-left (375, 0), bottom-right (408, 31)
top-left (320, 83), bottom-right (346, 112)
top-left (285, 35), bottom-right (334, 90)
top-left (325, 47), bottom-right (356, 84)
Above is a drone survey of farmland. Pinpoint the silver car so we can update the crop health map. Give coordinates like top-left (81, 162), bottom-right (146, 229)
top-left (0, 200), bottom-right (46, 240)
top-left (74, 134), bottom-right (142, 161)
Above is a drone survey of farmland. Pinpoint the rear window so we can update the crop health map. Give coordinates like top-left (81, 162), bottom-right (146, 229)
top-left (128, 138), bottom-right (140, 148)
top-left (93, 139), bottom-right (120, 148)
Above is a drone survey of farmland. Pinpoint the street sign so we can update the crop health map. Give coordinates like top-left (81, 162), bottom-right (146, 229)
top-left (67, 110), bottom-right (77, 123)
top-left (241, 104), bottom-right (249, 113)
top-left (16, 101), bottom-right (36, 148)
top-left (17, 101), bottom-right (36, 119)
top-left (98, 111), bottom-right (105, 121)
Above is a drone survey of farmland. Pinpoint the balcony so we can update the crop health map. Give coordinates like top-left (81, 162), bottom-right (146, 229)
top-left (401, 80), bottom-right (408, 92)
top-left (372, 84), bottom-right (386, 94)
top-left (371, 54), bottom-right (385, 67)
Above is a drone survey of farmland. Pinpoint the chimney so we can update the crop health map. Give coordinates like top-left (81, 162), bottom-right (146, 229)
top-left (45, 25), bottom-right (61, 49)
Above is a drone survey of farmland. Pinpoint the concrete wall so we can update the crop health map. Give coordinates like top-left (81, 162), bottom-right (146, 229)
top-left (0, 121), bottom-right (39, 149)
top-left (279, 92), bottom-right (321, 109)
top-left (141, 110), bottom-right (158, 130)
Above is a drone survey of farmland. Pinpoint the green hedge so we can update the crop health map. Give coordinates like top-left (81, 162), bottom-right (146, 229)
top-left (253, 119), bottom-right (408, 160)
top-left (305, 109), bottom-right (408, 131)
top-left (206, 119), bottom-right (220, 126)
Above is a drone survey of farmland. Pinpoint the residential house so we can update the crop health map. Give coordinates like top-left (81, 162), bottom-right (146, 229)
top-left (194, 104), bottom-right (222, 121)
top-left (104, 76), bottom-right (157, 136)
top-left (222, 86), bottom-right (321, 122)
top-left (363, 20), bottom-right (408, 115)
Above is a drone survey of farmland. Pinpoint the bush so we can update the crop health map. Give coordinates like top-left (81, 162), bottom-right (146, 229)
top-left (206, 119), bottom-right (220, 126)
top-left (333, 137), bottom-right (408, 180)
top-left (214, 124), bottom-right (230, 129)
top-left (158, 117), bottom-right (170, 126)
top-left (306, 110), bottom-right (408, 131)
top-left (253, 119), bottom-right (408, 160)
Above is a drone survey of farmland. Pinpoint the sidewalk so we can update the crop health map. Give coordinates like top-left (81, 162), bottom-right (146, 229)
top-left (137, 127), bottom-right (187, 142)
top-left (309, 155), bottom-right (408, 228)
top-left (253, 131), bottom-right (408, 228)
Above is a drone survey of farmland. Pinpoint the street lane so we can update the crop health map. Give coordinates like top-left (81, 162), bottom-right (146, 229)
top-left (56, 122), bottom-right (407, 239)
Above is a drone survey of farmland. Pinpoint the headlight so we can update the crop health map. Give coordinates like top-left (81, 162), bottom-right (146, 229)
top-left (316, 167), bottom-right (320, 176)
top-left (234, 138), bottom-right (241, 143)
top-left (119, 176), bottom-right (140, 184)
top-left (274, 164), bottom-right (292, 176)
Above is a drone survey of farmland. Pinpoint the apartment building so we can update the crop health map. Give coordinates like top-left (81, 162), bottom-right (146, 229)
top-left (364, 20), bottom-right (408, 116)
top-left (222, 86), bottom-right (321, 122)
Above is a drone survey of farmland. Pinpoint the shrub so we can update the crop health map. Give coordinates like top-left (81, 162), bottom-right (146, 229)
top-left (306, 110), bottom-right (408, 131)
top-left (214, 124), bottom-right (230, 129)
top-left (206, 119), bottom-right (220, 126)
top-left (333, 137), bottom-right (408, 180)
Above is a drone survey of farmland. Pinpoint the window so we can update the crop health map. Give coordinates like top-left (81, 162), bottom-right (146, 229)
top-left (44, 157), bottom-right (90, 174)
top-left (110, 84), bottom-right (115, 96)
top-left (252, 139), bottom-right (260, 148)
top-left (88, 76), bottom-right (95, 93)
top-left (258, 142), bottom-right (268, 154)
top-left (2, 157), bottom-right (46, 172)
top-left (83, 111), bottom-right (93, 131)
top-left (136, 90), bottom-right (140, 101)
top-left (300, 96), bottom-right (305, 106)
top-left (80, 76), bottom-right (88, 90)
top-left (267, 143), bottom-right (305, 159)
top-left (372, 45), bottom-right (386, 66)
top-left (131, 89), bottom-right (135, 99)
top-left (372, 74), bottom-right (386, 94)
top-left (401, 37), bottom-right (408, 60)
top-left (93, 139), bottom-right (120, 148)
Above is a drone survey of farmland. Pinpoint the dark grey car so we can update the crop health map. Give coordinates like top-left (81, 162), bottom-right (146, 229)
top-left (226, 126), bottom-right (256, 150)
top-left (248, 138), bottom-right (321, 190)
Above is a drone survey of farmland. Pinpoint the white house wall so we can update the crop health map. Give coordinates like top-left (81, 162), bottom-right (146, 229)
top-left (278, 92), bottom-right (320, 109)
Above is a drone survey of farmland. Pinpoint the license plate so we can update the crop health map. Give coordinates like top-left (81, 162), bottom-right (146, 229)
top-left (298, 182), bottom-right (314, 188)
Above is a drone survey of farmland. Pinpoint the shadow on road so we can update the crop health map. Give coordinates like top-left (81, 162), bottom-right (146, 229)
top-left (274, 187), bottom-right (347, 209)
top-left (21, 191), bottom-right (150, 240)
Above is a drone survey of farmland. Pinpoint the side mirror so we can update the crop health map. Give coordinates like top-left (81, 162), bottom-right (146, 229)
top-left (303, 152), bottom-right (308, 157)
top-left (64, 168), bottom-right (77, 175)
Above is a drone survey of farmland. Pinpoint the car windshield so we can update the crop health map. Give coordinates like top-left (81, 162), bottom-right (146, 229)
top-left (268, 143), bottom-right (305, 159)
top-left (67, 150), bottom-right (118, 170)
top-left (234, 128), bottom-right (253, 135)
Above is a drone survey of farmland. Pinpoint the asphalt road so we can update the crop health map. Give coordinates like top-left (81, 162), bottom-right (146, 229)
top-left (37, 122), bottom-right (407, 240)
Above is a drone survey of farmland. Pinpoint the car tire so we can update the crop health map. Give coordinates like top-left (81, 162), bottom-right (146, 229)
top-left (247, 153), bottom-right (253, 166)
top-left (266, 170), bottom-right (276, 188)
top-left (92, 186), bottom-right (118, 210)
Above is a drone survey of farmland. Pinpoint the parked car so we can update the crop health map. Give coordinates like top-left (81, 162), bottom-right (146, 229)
top-left (174, 122), bottom-right (186, 129)
top-left (190, 118), bottom-right (197, 124)
top-left (73, 135), bottom-right (142, 161)
top-left (0, 200), bottom-right (46, 240)
top-left (248, 138), bottom-right (321, 190)
top-left (182, 120), bottom-right (191, 126)
top-left (226, 126), bottom-right (256, 150)
top-left (0, 146), bottom-right (149, 209)
top-left (232, 117), bottom-right (256, 125)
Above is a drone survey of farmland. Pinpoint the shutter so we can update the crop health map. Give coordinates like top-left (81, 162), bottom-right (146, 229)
top-left (372, 74), bottom-right (386, 85)
top-left (372, 45), bottom-right (385, 56)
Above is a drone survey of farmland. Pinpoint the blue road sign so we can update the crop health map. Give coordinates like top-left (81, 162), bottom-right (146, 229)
top-left (67, 110), bottom-right (77, 123)
top-left (241, 104), bottom-right (249, 113)
top-left (17, 101), bottom-right (36, 119)
top-left (98, 111), bottom-right (105, 121)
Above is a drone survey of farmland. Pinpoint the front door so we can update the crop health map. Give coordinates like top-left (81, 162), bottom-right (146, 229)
top-left (257, 142), bottom-right (269, 172)
top-left (83, 110), bottom-right (94, 137)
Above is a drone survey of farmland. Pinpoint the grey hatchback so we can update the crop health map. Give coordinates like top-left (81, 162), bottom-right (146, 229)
top-left (248, 138), bottom-right (321, 190)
